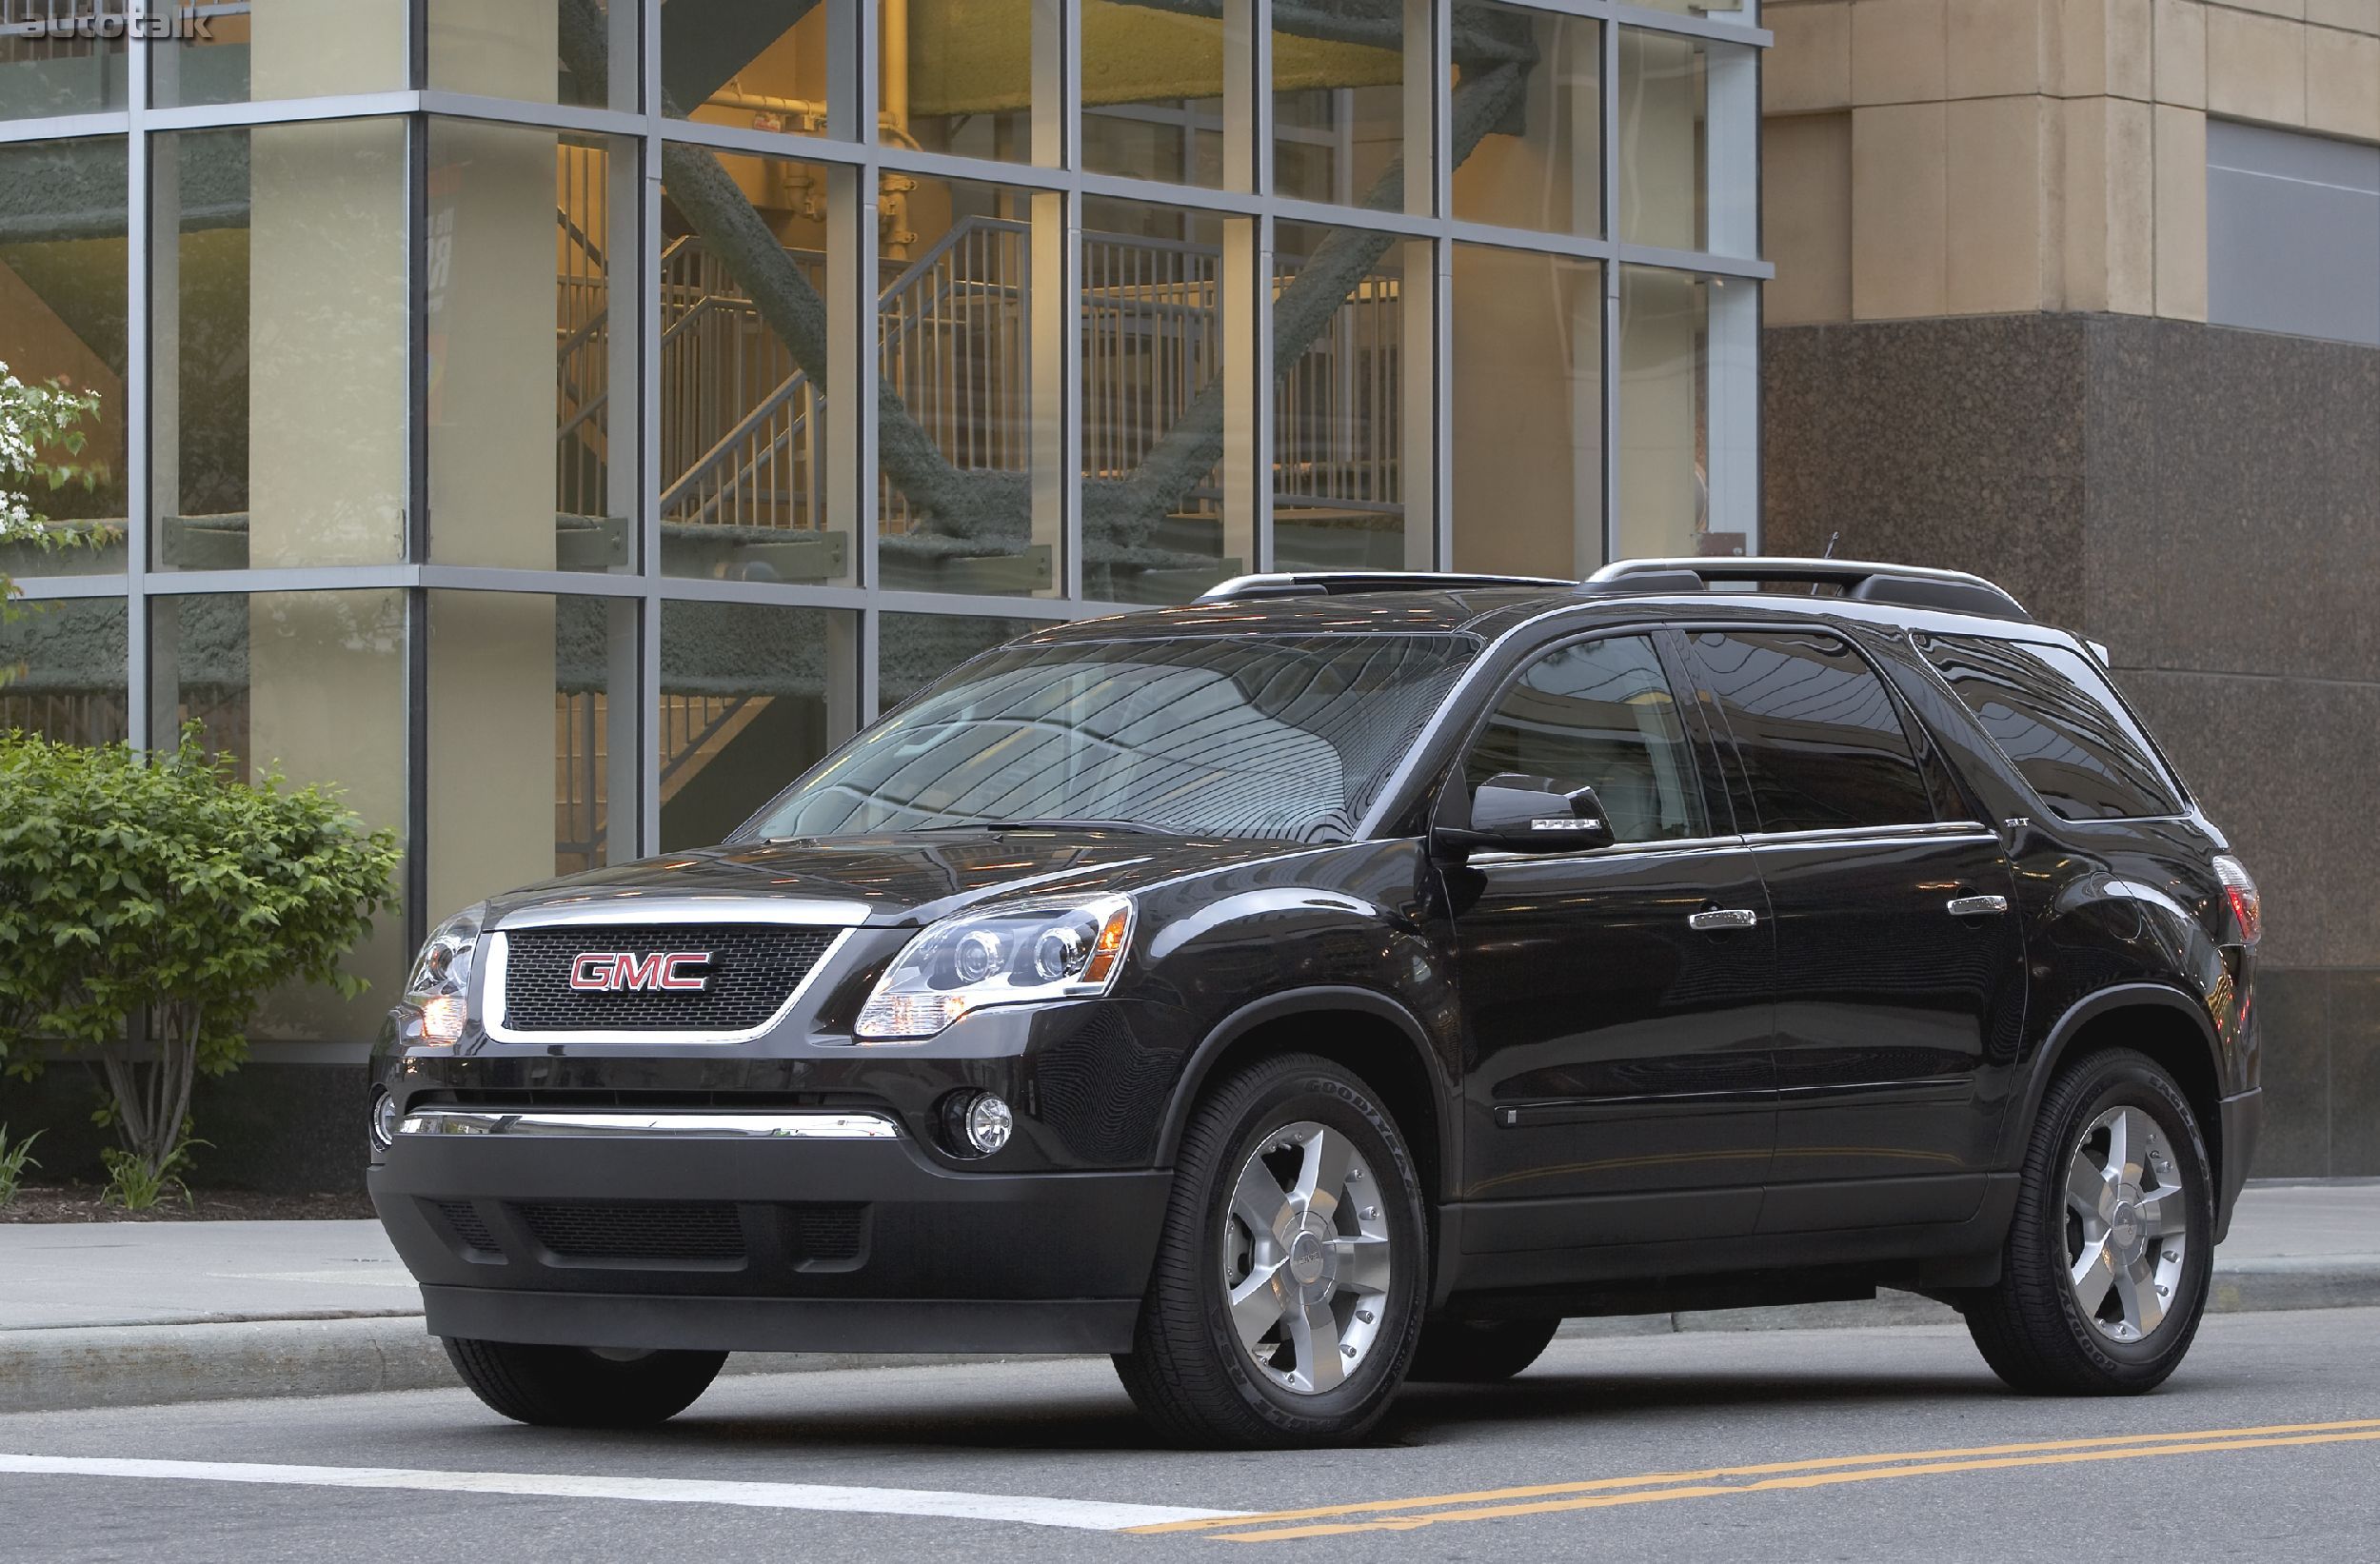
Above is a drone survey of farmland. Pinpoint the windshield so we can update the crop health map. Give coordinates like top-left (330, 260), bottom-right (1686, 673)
top-left (738, 632), bottom-right (1478, 843)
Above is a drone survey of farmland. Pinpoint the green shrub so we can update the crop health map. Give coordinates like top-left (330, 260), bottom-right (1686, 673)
top-left (0, 1124), bottom-right (37, 1208)
top-left (2, 362), bottom-right (110, 663)
top-left (0, 727), bottom-right (401, 1182)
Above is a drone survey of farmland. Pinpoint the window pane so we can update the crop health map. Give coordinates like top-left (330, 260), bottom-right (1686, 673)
top-left (1616, 30), bottom-right (1756, 256)
top-left (1081, 197), bottom-right (1234, 604)
top-left (657, 148), bottom-right (845, 584)
top-left (1451, 246), bottom-right (1600, 577)
top-left (427, 593), bottom-right (637, 918)
top-left (1081, 0), bottom-right (1226, 188)
top-left (1449, 3), bottom-right (1598, 237)
top-left (664, 2), bottom-right (829, 133)
top-left (0, 137), bottom-right (128, 578)
top-left (2209, 122), bottom-right (2380, 347)
top-left (426, 123), bottom-right (638, 573)
top-left (882, 177), bottom-right (1063, 597)
top-left (880, 612), bottom-right (1036, 710)
top-left (1617, 266), bottom-right (1717, 560)
top-left (428, 0), bottom-right (637, 111)
top-left (152, 589), bottom-right (408, 1042)
top-left (1274, 0), bottom-right (1409, 208)
top-left (153, 0), bottom-right (406, 109)
top-left (0, 596), bottom-right (127, 744)
top-left (153, 123), bottom-right (407, 571)
top-left (1688, 630), bottom-right (1935, 833)
top-left (1922, 636), bottom-right (2187, 821)
top-left (658, 600), bottom-right (854, 851)
top-left (887, 0), bottom-right (1056, 165)
top-left (0, 1), bottom-right (128, 119)
top-left (1465, 635), bottom-right (1707, 843)
top-left (752, 632), bottom-right (1475, 841)
top-left (1273, 218), bottom-right (1416, 574)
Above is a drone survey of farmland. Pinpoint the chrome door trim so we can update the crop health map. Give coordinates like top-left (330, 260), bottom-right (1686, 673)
top-left (1463, 832), bottom-right (1749, 866)
top-left (1741, 822), bottom-right (1998, 849)
top-left (480, 926), bottom-right (858, 1046)
top-left (494, 897), bottom-right (876, 929)
top-left (398, 1108), bottom-right (901, 1139)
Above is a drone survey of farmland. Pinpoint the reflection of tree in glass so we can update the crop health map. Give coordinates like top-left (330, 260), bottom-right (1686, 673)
top-left (553, 0), bottom-right (1537, 563)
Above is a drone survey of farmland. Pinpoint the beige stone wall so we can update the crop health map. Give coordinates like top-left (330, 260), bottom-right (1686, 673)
top-left (1762, 0), bottom-right (2380, 324)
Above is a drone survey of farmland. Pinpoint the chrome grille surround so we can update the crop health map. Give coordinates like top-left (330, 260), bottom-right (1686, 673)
top-left (481, 900), bottom-right (863, 1044)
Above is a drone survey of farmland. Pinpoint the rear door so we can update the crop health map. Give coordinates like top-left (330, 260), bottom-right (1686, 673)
top-left (1446, 630), bottom-right (1777, 1254)
top-left (1680, 626), bottom-right (2028, 1233)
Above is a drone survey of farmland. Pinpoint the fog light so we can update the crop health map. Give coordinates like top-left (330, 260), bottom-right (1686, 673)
top-left (944, 1091), bottom-right (1013, 1158)
top-left (369, 1089), bottom-right (399, 1151)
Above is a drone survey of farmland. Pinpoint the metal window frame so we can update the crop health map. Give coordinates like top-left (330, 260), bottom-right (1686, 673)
top-left (2, 0), bottom-right (1769, 949)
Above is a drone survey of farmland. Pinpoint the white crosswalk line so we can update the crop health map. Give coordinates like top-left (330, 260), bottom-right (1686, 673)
top-left (0, 1454), bottom-right (1246, 1532)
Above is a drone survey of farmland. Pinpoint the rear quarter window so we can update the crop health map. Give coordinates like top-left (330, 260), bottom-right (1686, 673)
top-left (1920, 635), bottom-right (2186, 821)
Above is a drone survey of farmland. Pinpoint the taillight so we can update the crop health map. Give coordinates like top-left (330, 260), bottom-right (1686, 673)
top-left (2212, 855), bottom-right (2260, 946)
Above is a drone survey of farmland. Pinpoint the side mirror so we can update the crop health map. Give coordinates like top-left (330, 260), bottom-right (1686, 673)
top-left (1439, 774), bottom-right (1616, 857)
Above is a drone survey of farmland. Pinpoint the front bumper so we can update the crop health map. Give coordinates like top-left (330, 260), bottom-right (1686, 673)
top-left (370, 1110), bottom-right (1170, 1355)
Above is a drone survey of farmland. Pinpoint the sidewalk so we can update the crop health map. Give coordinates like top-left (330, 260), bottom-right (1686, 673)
top-left (4, 1182), bottom-right (2373, 1414)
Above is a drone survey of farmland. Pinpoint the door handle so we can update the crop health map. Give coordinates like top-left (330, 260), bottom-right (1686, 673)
top-left (1688, 907), bottom-right (1759, 932)
top-left (1947, 894), bottom-right (2010, 917)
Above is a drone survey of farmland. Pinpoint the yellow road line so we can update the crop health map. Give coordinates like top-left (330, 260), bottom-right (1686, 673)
top-left (1201, 1429), bottom-right (2380, 1542)
top-left (1126, 1416), bottom-right (2380, 1536)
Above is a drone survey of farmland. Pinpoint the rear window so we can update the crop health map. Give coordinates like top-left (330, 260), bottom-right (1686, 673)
top-left (1920, 636), bottom-right (2185, 821)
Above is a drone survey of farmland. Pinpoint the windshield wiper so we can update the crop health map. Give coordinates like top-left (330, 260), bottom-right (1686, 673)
top-left (907, 818), bottom-right (1162, 835)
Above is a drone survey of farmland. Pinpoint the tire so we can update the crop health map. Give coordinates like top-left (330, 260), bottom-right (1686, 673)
top-left (443, 1337), bottom-right (727, 1428)
top-left (1405, 1317), bottom-right (1560, 1383)
top-left (1113, 1053), bottom-right (1429, 1448)
top-left (1965, 1047), bottom-right (2215, 1396)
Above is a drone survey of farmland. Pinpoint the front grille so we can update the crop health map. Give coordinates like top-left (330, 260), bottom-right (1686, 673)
top-left (435, 1199), bottom-right (500, 1254)
top-left (500, 923), bottom-right (841, 1033)
top-left (516, 1201), bottom-right (747, 1261)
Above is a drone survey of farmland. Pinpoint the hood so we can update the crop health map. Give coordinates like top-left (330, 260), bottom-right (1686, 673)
top-left (482, 830), bottom-right (1336, 929)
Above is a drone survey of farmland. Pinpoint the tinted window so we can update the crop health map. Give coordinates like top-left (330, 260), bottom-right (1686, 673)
top-left (741, 633), bottom-right (1476, 843)
top-left (1688, 630), bottom-right (1935, 833)
top-left (1464, 635), bottom-right (1709, 843)
top-left (1921, 636), bottom-right (2186, 821)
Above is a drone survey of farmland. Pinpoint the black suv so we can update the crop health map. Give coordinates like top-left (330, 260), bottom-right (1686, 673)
top-left (369, 558), bottom-right (2263, 1449)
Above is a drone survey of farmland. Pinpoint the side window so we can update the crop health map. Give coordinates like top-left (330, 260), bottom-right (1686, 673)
top-left (1688, 630), bottom-right (1937, 833)
top-left (1920, 635), bottom-right (2186, 820)
top-left (1463, 635), bottom-right (1710, 843)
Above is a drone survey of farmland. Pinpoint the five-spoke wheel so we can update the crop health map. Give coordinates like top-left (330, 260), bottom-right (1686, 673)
top-left (2064, 1104), bottom-right (2191, 1343)
top-left (1966, 1047), bottom-right (2214, 1396)
top-left (1114, 1053), bottom-right (1427, 1447)
top-left (1220, 1121), bottom-right (1396, 1395)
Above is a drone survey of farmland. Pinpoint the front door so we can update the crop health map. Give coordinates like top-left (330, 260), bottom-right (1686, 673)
top-left (1680, 627), bottom-right (2029, 1233)
top-left (1445, 631), bottom-right (1777, 1255)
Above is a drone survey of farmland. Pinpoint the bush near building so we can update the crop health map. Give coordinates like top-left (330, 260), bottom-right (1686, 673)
top-left (0, 729), bottom-right (400, 1205)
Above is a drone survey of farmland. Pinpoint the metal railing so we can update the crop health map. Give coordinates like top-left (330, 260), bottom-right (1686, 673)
top-left (565, 215), bottom-right (1408, 549)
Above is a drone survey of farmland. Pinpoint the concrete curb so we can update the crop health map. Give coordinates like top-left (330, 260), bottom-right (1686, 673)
top-left (5, 1258), bottom-right (2373, 1417)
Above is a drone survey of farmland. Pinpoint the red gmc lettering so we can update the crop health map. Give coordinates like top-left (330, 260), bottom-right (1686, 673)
top-left (566, 952), bottom-right (711, 992)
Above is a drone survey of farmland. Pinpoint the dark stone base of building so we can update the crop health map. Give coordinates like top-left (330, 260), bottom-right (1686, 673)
top-left (0, 1059), bottom-right (368, 1195)
top-left (1766, 311), bottom-right (2380, 1176)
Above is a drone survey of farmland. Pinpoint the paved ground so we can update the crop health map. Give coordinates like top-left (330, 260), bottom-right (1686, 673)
top-left (6, 1179), bottom-right (2371, 1331)
top-left (2, 1308), bottom-right (2375, 1562)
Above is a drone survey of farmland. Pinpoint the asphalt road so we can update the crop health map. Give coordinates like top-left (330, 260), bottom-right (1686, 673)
top-left (4, 1308), bottom-right (2376, 1563)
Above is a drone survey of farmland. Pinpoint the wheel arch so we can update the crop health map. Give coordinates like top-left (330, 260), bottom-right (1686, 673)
top-left (2017, 983), bottom-right (2227, 1194)
top-left (1157, 987), bottom-right (1458, 1207)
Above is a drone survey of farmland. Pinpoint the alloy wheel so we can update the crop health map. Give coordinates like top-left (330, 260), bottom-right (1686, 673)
top-left (1219, 1120), bottom-right (1395, 1394)
top-left (2064, 1104), bottom-right (2191, 1342)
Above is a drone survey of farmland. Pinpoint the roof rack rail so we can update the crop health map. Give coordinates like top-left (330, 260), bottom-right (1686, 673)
top-left (1197, 571), bottom-right (1574, 603)
top-left (1587, 557), bottom-right (2033, 623)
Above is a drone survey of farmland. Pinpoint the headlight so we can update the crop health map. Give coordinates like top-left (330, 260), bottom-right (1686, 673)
top-left (855, 895), bottom-right (1134, 1042)
top-left (405, 903), bottom-right (485, 1047)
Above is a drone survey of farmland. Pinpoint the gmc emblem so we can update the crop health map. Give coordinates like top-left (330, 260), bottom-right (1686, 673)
top-left (568, 951), bottom-right (712, 993)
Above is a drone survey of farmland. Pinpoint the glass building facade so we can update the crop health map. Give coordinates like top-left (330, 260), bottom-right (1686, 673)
top-left (0, 0), bottom-right (1767, 1042)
